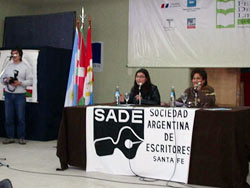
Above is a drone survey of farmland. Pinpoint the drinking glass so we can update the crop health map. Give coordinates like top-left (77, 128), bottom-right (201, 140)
top-left (181, 93), bottom-right (188, 107)
top-left (124, 92), bottom-right (130, 105)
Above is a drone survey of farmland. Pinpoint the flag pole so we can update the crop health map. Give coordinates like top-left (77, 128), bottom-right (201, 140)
top-left (88, 15), bottom-right (91, 29)
top-left (81, 7), bottom-right (85, 24)
top-left (76, 7), bottom-right (85, 33)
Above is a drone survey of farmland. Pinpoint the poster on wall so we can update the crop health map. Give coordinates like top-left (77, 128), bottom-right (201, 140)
top-left (128, 0), bottom-right (250, 67)
top-left (86, 106), bottom-right (197, 183)
top-left (92, 42), bottom-right (103, 72)
top-left (0, 49), bottom-right (38, 103)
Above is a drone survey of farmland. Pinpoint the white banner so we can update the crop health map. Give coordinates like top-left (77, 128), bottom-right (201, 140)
top-left (0, 50), bottom-right (38, 102)
top-left (86, 106), bottom-right (197, 183)
top-left (128, 0), bottom-right (250, 67)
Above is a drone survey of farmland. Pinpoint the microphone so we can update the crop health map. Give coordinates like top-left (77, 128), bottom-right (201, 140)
top-left (138, 83), bottom-right (142, 105)
top-left (139, 83), bottom-right (142, 90)
top-left (194, 82), bottom-right (201, 90)
top-left (9, 54), bottom-right (17, 60)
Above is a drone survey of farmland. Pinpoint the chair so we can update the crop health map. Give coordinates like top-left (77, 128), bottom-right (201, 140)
top-left (0, 179), bottom-right (13, 188)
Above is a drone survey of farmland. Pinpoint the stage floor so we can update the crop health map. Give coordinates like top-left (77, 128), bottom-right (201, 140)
top-left (0, 137), bottom-right (249, 188)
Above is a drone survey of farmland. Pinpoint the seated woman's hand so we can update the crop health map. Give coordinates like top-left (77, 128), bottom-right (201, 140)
top-left (120, 94), bottom-right (125, 103)
top-left (135, 94), bottom-right (142, 101)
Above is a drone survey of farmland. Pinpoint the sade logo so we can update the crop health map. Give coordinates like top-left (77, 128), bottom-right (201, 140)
top-left (93, 108), bottom-right (144, 159)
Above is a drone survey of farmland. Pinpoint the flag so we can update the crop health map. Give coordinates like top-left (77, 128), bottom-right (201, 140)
top-left (64, 19), bottom-right (93, 107)
top-left (64, 28), bottom-right (79, 107)
top-left (76, 26), bottom-right (86, 105)
top-left (83, 19), bottom-right (94, 105)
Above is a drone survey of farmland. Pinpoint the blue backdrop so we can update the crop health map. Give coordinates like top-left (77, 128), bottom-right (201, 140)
top-left (3, 12), bottom-right (75, 50)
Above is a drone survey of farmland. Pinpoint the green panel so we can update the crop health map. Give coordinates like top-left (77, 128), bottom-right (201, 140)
top-left (238, 19), bottom-right (250, 25)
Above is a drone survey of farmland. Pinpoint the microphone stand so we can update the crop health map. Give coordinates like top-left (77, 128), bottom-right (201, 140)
top-left (0, 56), bottom-right (11, 78)
top-left (138, 83), bottom-right (142, 106)
top-left (194, 89), bottom-right (198, 107)
top-left (0, 158), bottom-right (7, 167)
top-left (194, 82), bottom-right (201, 107)
top-left (139, 90), bottom-right (141, 105)
top-left (0, 57), bottom-right (11, 168)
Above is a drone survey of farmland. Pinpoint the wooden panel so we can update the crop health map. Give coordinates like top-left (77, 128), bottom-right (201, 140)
top-left (205, 68), bottom-right (240, 107)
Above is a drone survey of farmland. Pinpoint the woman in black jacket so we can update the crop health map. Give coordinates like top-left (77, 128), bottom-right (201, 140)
top-left (121, 68), bottom-right (161, 105)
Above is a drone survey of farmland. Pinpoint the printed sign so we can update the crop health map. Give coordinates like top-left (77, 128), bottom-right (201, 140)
top-left (128, 0), bottom-right (250, 67)
top-left (87, 106), bottom-right (197, 183)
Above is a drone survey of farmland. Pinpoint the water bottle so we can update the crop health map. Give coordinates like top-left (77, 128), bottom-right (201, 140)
top-left (170, 86), bottom-right (176, 107)
top-left (114, 86), bottom-right (120, 105)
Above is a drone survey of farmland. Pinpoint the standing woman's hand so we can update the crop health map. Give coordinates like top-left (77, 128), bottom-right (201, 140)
top-left (12, 80), bottom-right (21, 87)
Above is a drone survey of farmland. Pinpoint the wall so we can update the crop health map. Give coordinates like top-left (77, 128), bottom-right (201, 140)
top-left (0, 0), bottom-right (190, 104)
top-left (0, 0), bottom-right (36, 47)
top-left (206, 68), bottom-right (241, 107)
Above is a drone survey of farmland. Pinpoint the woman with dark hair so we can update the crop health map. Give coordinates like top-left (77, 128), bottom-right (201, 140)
top-left (120, 68), bottom-right (161, 105)
top-left (177, 68), bottom-right (216, 107)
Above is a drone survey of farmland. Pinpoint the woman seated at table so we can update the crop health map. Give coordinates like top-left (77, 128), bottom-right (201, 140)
top-left (120, 68), bottom-right (161, 105)
top-left (177, 68), bottom-right (216, 107)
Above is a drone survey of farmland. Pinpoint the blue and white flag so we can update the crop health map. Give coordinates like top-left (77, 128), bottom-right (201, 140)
top-left (64, 28), bottom-right (79, 107)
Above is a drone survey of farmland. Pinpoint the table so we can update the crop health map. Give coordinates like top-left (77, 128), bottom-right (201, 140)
top-left (56, 106), bottom-right (250, 188)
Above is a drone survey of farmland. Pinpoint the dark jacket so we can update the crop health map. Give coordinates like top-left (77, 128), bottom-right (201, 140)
top-left (128, 84), bottom-right (161, 105)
